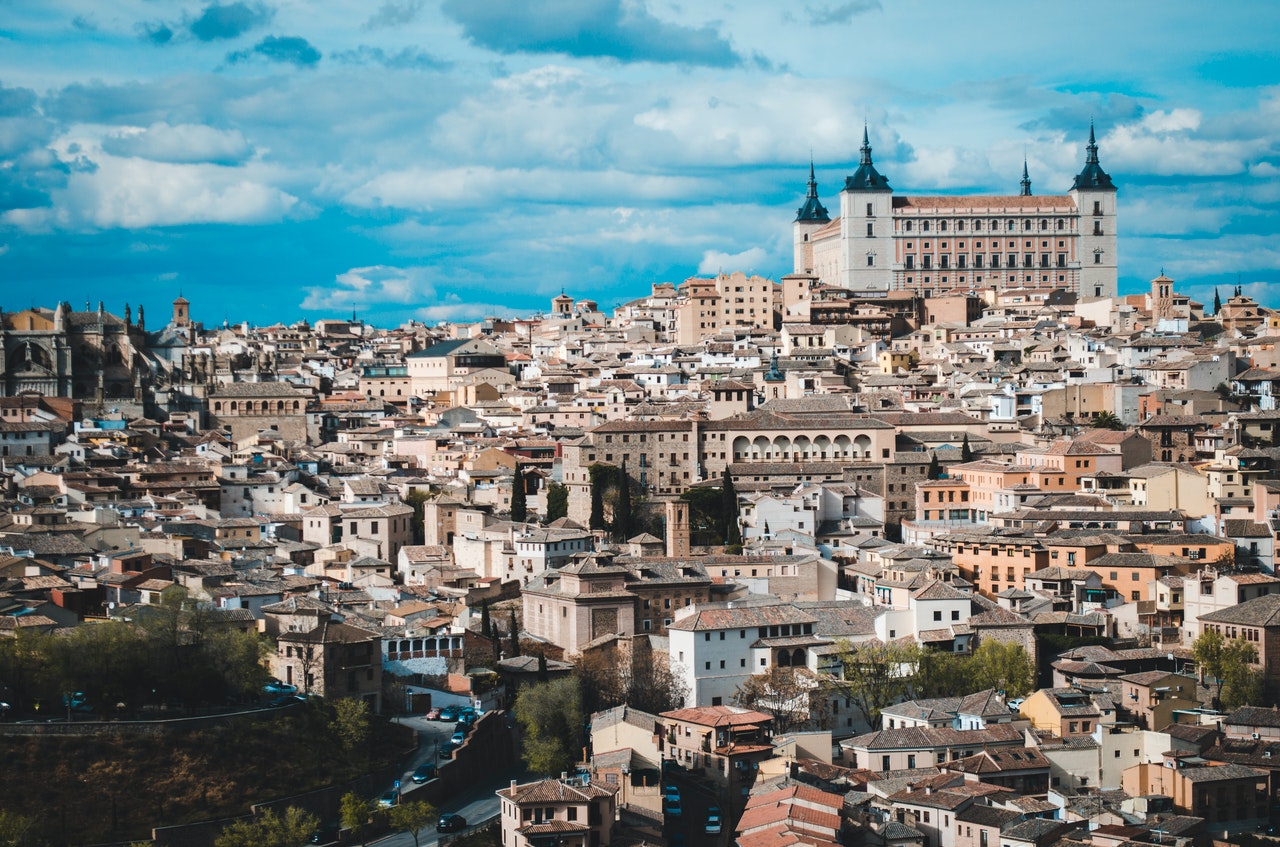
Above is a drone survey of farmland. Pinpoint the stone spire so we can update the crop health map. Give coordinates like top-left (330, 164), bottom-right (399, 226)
top-left (1020, 158), bottom-right (1031, 196)
top-left (844, 124), bottom-right (892, 192)
top-left (1072, 121), bottom-right (1115, 190)
top-left (794, 159), bottom-right (830, 222)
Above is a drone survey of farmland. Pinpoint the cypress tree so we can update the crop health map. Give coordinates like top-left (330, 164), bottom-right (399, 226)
top-left (537, 653), bottom-right (548, 682)
top-left (588, 465), bottom-right (606, 530)
top-left (927, 452), bottom-right (942, 480)
top-left (722, 468), bottom-right (742, 547)
top-left (481, 602), bottom-right (492, 639)
top-left (1213, 287), bottom-right (1222, 315)
top-left (961, 434), bottom-right (973, 462)
top-left (509, 609), bottom-right (520, 658)
top-left (510, 462), bottom-right (527, 523)
top-left (614, 458), bottom-right (632, 541)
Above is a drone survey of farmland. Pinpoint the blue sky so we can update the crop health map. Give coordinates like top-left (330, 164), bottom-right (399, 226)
top-left (1, 0), bottom-right (1278, 328)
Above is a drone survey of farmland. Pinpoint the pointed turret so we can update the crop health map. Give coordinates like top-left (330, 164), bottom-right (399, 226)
top-left (1072, 122), bottom-right (1116, 190)
top-left (794, 160), bottom-right (830, 223)
top-left (1020, 158), bottom-right (1031, 196)
top-left (844, 125), bottom-right (891, 192)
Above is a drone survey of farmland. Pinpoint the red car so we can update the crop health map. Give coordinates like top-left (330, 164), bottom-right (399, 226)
top-left (425, 707), bottom-right (441, 720)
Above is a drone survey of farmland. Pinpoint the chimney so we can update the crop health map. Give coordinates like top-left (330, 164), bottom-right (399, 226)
top-left (510, 779), bottom-right (518, 790)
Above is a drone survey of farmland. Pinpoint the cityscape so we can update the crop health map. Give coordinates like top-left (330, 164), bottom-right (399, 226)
top-left (4, 2), bottom-right (1280, 847)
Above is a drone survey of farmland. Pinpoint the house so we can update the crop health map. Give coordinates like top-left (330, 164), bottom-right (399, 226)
top-left (1198, 593), bottom-right (1280, 679)
top-left (658, 705), bottom-right (775, 787)
top-left (1018, 688), bottom-right (1102, 739)
top-left (1121, 761), bottom-right (1267, 830)
top-left (496, 775), bottom-right (618, 847)
top-left (272, 620), bottom-right (382, 712)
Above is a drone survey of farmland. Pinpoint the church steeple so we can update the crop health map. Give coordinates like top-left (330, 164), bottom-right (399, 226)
top-left (1020, 158), bottom-right (1031, 196)
top-left (844, 124), bottom-right (892, 192)
top-left (795, 159), bottom-right (830, 223)
top-left (1072, 121), bottom-right (1116, 190)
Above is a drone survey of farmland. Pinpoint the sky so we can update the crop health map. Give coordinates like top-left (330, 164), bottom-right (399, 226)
top-left (1, 0), bottom-right (1279, 328)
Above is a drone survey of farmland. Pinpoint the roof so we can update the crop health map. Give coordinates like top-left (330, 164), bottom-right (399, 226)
top-left (497, 777), bottom-right (617, 804)
top-left (1200, 593), bottom-right (1280, 628)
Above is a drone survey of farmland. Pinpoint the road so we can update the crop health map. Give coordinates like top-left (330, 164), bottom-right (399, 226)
top-left (370, 715), bottom-right (531, 847)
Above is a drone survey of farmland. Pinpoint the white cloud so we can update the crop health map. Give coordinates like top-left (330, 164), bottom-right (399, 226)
top-left (415, 302), bottom-right (524, 322)
top-left (697, 247), bottom-right (769, 274)
top-left (300, 265), bottom-right (435, 311)
top-left (101, 122), bottom-right (252, 164)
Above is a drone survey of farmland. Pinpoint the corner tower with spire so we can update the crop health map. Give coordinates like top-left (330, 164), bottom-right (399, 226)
top-left (1070, 122), bottom-right (1118, 298)
top-left (792, 160), bottom-right (831, 278)
top-left (838, 125), bottom-right (894, 292)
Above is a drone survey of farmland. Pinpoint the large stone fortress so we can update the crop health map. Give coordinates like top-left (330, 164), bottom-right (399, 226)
top-left (793, 125), bottom-right (1117, 299)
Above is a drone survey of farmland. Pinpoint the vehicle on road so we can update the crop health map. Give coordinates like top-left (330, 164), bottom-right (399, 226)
top-left (439, 739), bottom-right (460, 758)
top-left (1007, 698), bottom-right (1025, 713)
top-left (439, 705), bottom-right (461, 721)
top-left (262, 680), bottom-right (297, 696)
top-left (425, 707), bottom-right (441, 720)
top-left (309, 822), bottom-right (339, 844)
top-left (451, 730), bottom-right (467, 745)
top-left (664, 795), bottom-right (682, 817)
top-left (378, 789), bottom-right (399, 808)
top-left (705, 807), bottom-right (722, 834)
top-left (412, 762), bottom-right (437, 783)
top-left (437, 813), bottom-right (467, 833)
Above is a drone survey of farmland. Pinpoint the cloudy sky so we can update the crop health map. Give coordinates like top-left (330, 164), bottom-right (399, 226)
top-left (1, 0), bottom-right (1278, 328)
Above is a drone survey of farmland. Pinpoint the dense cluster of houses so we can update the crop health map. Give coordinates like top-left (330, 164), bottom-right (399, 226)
top-left (5, 273), bottom-right (1280, 845)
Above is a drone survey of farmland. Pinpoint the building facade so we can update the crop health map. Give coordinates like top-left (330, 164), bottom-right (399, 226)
top-left (794, 126), bottom-right (1117, 299)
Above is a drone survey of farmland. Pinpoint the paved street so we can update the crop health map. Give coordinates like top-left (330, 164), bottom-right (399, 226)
top-left (371, 714), bottom-right (530, 847)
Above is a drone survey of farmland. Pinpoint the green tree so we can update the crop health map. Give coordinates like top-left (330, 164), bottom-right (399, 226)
top-left (1090, 411), bottom-right (1124, 431)
top-left (388, 800), bottom-right (438, 847)
top-left (0, 810), bottom-right (42, 847)
top-left (960, 434), bottom-right (973, 462)
top-left (545, 482), bottom-right (569, 522)
top-left (214, 807), bottom-right (318, 847)
top-left (340, 791), bottom-right (370, 846)
top-left (515, 676), bottom-right (581, 774)
top-left (613, 457), bottom-right (632, 541)
top-left (722, 468), bottom-right (742, 550)
top-left (927, 452), bottom-right (942, 480)
top-left (509, 609), bottom-right (520, 658)
top-left (734, 666), bottom-right (827, 734)
top-left (1192, 629), bottom-right (1227, 700)
top-left (480, 602), bottom-right (492, 639)
top-left (830, 640), bottom-right (922, 727)
top-left (968, 640), bottom-right (1035, 698)
top-left (915, 649), bottom-right (972, 698)
top-left (404, 488), bottom-right (430, 545)
top-left (1213, 287), bottom-right (1222, 315)
top-left (588, 464), bottom-right (609, 530)
top-left (510, 463), bottom-right (527, 523)
top-left (330, 698), bottom-right (372, 766)
top-left (1206, 636), bottom-right (1264, 710)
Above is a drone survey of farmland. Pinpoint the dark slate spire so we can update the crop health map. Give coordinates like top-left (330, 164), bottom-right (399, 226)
top-left (1072, 121), bottom-right (1116, 191)
top-left (795, 159), bottom-right (830, 223)
top-left (844, 124), bottom-right (891, 192)
top-left (1020, 158), bottom-right (1031, 196)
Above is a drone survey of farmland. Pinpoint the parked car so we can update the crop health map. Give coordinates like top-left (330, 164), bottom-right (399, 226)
top-left (450, 730), bottom-right (467, 745)
top-left (1007, 698), bottom-right (1025, 713)
top-left (439, 739), bottom-right (460, 758)
top-left (437, 813), bottom-right (467, 833)
top-left (378, 789), bottom-right (399, 808)
top-left (705, 807), bottom-right (722, 835)
top-left (439, 705), bottom-right (461, 721)
top-left (665, 795), bottom-right (682, 817)
top-left (309, 822), bottom-right (339, 844)
top-left (424, 707), bottom-right (441, 720)
top-left (412, 762), bottom-right (437, 783)
top-left (262, 680), bottom-right (297, 696)
top-left (62, 692), bottom-right (92, 713)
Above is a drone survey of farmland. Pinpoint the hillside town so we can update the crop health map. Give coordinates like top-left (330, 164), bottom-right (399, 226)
top-left (5, 132), bottom-right (1280, 847)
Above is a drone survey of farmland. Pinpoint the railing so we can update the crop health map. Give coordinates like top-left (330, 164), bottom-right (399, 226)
top-left (438, 813), bottom-right (500, 847)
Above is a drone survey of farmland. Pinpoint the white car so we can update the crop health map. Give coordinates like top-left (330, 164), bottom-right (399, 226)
top-left (705, 807), bottom-right (722, 835)
top-left (1007, 698), bottom-right (1025, 713)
